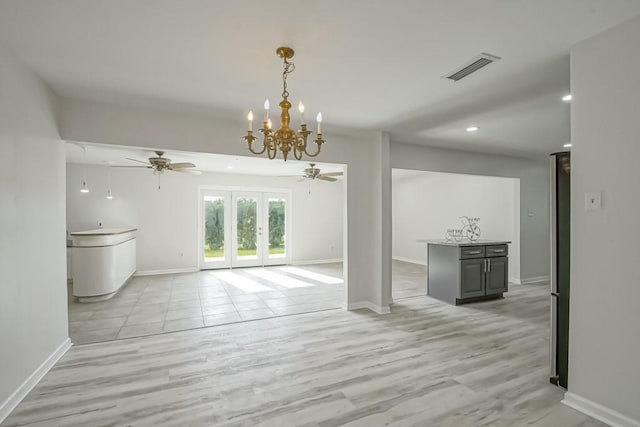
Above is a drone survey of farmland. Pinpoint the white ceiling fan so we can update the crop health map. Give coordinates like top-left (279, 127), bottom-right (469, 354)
top-left (115, 151), bottom-right (202, 175)
top-left (299, 163), bottom-right (343, 182)
top-left (113, 150), bottom-right (202, 189)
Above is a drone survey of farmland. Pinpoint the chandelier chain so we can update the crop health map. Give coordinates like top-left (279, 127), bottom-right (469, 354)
top-left (282, 58), bottom-right (295, 99)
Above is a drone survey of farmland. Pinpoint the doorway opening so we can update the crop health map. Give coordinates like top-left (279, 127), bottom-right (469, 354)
top-left (64, 142), bottom-right (347, 345)
top-left (391, 169), bottom-right (521, 302)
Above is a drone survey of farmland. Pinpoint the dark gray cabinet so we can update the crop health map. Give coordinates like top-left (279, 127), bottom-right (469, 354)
top-left (485, 256), bottom-right (508, 295)
top-left (427, 241), bottom-right (509, 305)
top-left (460, 258), bottom-right (485, 298)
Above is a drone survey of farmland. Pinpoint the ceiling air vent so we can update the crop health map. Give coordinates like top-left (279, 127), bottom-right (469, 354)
top-left (443, 53), bottom-right (501, 82)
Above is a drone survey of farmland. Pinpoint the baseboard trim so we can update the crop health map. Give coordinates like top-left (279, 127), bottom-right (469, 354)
top-left (134, 268), bottom-right (199, 276)
top-left (346, 301), bottom-right (391, 314)
top-left (0, 338), bottom-right (72, 424)
top-left (510, 277), bottom-right (522, 285)
top-left (521, 275), bottom-right (550, 284)
top-left (563, 392), bottom-right (640, 427)
top-left (392, 256), bottom-right (426, 266)
top-left (291, 258), bottom-right (343, 266)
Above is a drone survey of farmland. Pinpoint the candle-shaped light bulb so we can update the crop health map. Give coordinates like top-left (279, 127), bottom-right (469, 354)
top-left (247, 110), bottom-right (253, 131)
top-left (298, 101), bottom-right (305, 124)
top-left (264, 99), bottom-right (270, 121)
top-left (267, 118), bottom-right (272, 129)
top-left (316, 112), bottom-right (322, 134)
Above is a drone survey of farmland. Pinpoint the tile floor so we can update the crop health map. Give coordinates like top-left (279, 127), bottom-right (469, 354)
top-left (68, 260), bottom-right (427, 345)
top-left (68, 263), bottom-right (345, 344)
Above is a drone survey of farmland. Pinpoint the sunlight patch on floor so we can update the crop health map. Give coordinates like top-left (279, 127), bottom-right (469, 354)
top-left (245, 269), bottom-right (315, 288)
top-left (212, 271), bottom-right (274, 292)
top-left (277, 266), bottom-right (344, 284)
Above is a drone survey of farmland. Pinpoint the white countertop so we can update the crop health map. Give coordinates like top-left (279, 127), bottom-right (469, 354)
top-left (70, 227), bottom-right (137, 236)
top-left (417, 239), bottom-right (511, 247)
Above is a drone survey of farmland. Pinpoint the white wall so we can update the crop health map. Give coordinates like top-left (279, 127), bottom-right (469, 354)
top-left (66, 164), bottom-right (343, 272)
top-left (0, 43), bottom-right (68, 420)
top-left (565, 15), bottom-right (640, 425)
top-left (391, 143), bottom-right (548, 283)
top-left (392, 171), bottom-right (520, 282)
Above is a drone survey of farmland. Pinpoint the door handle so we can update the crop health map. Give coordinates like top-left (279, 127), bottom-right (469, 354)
top-left (551, 292), bottom-right (559, 297)
top-left (483, 259), bottom-right (487, 272)
top-left (487, 259), bottom-right (491, 272)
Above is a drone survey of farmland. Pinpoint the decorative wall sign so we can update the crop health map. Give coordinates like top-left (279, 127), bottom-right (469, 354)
top-left (445, 216), bottom-right (481, 242)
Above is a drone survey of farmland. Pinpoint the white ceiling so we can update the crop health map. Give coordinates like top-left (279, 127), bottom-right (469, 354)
top-left (2, 1), bottom-right (639, 157)
top-left (65, 142), bottom-right (344, 177)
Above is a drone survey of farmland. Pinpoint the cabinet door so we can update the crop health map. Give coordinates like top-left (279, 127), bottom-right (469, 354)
top-left (486, 257), bottom-right (508, 295)
top-left (460, 258), bottom-right (485, 298)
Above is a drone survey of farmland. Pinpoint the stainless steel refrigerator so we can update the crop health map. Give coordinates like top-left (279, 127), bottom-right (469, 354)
top-left (550, 151), bottom-right (570, 389)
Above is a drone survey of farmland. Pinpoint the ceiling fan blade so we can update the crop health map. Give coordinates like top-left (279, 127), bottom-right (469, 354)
top-left (168, 162), bottom-right (196, 169)
top-left (317, 176), bottom-right (338, 182)
top-left (319, 172), bottom-right (343, 177)
top-left (126, 157), bottom-right (151, 165)
top-left (171, 168), bottom-right (202, 175)
top-left (112, 165), bottom-right (152, 168)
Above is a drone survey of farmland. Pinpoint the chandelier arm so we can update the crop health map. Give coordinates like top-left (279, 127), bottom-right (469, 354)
top-left (247, 142), bottom-right (268, 155)
top-left (303, 139), bottom-right (324, 158)
top-left (267, 144), bottom-right (277, 160)
top-left (266, 135), bottom-right (278, 159)
top-left (293, 146), bottom-right (304, 161)
top-left (243, 131), bottom-right (268, 155)
top-left (293, 133), bottom-right (307, 160)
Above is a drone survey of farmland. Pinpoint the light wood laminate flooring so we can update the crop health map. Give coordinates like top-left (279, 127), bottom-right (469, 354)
top-left (392, 260), bottom-right (426, 300)
top-left (6, 281), bottom-right (603, 426)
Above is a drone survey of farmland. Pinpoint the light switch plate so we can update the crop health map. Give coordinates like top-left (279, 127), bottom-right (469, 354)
top-left (585, 191), bottom-right (601, 211)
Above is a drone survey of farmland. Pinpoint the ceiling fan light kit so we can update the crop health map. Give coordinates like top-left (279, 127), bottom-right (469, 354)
top-left (243, 47), bottom-right (326, 161)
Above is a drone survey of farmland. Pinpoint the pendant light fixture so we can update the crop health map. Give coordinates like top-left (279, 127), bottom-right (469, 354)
top-left (105, 162), bottom-right (114, 199)
top-left (80, 146), bottom-right (90, 193)
top-left (242, 47), bottom-right (325, 161)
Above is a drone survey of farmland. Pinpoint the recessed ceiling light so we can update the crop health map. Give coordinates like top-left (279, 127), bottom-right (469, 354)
top-left (563, 143), bottom-right (572, 148)
top-left (562, 94), bottom-right (572, 102)
top-left (227, 166), bottom-right (233, 169)
top-left (466, 126), bottom-right (479, 132)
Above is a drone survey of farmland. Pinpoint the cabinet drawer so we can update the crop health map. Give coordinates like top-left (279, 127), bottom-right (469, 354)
top-left (486, 245), bottom-right (508, 257)
top-left (460, 246), bottom-right (485, 259)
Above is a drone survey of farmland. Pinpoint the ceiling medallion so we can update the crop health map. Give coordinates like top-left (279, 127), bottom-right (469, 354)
top-left (243, 47), bottom-right (324, 161)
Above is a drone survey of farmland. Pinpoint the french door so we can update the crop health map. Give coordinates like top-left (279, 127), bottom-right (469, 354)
top-left (200, 189), bottom-right (290, 269)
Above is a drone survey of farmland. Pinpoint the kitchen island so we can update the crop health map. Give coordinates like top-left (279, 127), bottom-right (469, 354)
top-left (420, 239), bottom-right (510, 305)
top-left (70, 227), bottom-right (137, 302)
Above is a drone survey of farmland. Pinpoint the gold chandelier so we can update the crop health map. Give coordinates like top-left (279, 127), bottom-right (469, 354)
top-left (243, 47), bottom-right (325, 161)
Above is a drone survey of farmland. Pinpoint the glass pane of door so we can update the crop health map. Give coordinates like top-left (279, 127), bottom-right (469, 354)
top-left (203, 196), bottom-right (225, 261)
top-left (267, 197), bottom-right (286, 259)
top-left (201, 191), bottom-right (230, 269)
top-left (235, 196), bottom-right (260, 262)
